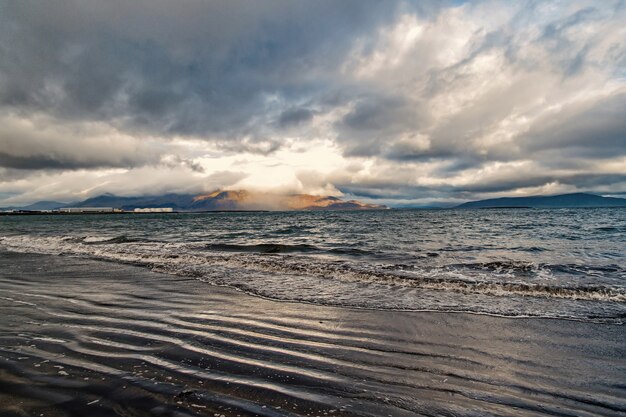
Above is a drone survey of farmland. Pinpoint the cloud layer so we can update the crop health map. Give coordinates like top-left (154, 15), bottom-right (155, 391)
top-left (0, 0), bottom-right (624, 206)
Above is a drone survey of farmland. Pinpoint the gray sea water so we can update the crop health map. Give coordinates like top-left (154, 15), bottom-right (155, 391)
top-left (1, 208), bottom-right (625, 323)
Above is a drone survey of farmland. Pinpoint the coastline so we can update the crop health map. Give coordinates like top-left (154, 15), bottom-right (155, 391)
top-left (0, 210), bottom-right (276, 216)
top-left (1, 249), bottom-right (625, 416)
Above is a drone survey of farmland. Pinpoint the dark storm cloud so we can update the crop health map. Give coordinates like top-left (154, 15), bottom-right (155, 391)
top-left (0, 0), bottom-right (405, 141)
top-left (0, 153), bottom-right (120, 171)
top-left (522, 93), bottom-right (626, 158)
top-left (337, 94), bottom-right (428, 157)
top-left (277, 108), bottom-right (315, 128)
top-left (456, 173), bottom-right (626, 194)
top-left (421, 92), bottom-right (626, 176)
top-left (0, 113), bottom-right (163, 170)
top-left (337, 184), bottom-right (448, 200)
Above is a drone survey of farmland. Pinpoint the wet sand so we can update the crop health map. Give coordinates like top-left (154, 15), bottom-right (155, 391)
top-left (0, 250), bottom-right (624, 416)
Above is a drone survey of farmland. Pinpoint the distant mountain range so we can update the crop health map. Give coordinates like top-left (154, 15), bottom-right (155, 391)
top-left (0, 200), bottom-right (71, 211)
top-left (2, 190), bottom-right (387, 212)
top-left (4, 192), bottom-right (625, 212)
top-left (455, 193), bottom-right (626, 209)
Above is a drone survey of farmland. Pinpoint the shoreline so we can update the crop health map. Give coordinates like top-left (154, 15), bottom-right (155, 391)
top-left (209, 278), bottom-right (624, 326)
top-left (3, 245), bottom-right (624, 325)
top-left (1, 249), bottom-right (625, 416)
top-left (0, 209), bottom-right (393, 215)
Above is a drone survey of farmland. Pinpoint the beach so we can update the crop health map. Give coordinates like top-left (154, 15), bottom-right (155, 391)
top-left (1, 249), bottom-right (624, 416)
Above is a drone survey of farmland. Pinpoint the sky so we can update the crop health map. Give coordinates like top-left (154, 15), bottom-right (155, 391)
top-left (0, 0), bottom-right (625, 207)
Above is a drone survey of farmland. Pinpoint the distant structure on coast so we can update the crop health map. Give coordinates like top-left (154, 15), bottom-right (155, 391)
top-left (59, 207), bottom-right (119, 213)
top-left (133, 208), bottom-right (174, 213)
top-left (0, 206), bottom-right (177, 216)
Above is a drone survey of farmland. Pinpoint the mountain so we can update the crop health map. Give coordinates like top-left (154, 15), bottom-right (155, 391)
top-left (62, 190), bottom-right (387, 211)
top-left (71, 193), bottom-right (196, 211)
top-left (456, 193), bottom-right (626, 209)
top-left (1, 200), bottom-right (68, 211)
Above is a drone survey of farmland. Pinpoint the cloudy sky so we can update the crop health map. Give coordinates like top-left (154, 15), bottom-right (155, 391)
top-left (1, 0), bottom-right (625, 207)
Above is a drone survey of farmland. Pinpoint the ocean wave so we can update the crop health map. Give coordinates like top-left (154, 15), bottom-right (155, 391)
top-left (83, 235), bottom-right (149, 245)
top-left (271, 225), bottom-right (315, 235)
top-left (203, 242), bottom-right (320, 254)
top-left (201, 242), bottom-right (378, 257)
top-left (217, 257), bottom-right (626, 303)
top-left (1, 234), bottom-right (625, 320)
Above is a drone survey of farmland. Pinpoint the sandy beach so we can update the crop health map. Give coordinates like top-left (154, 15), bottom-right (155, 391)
top-left (1, 249), bottom-right (624, 416)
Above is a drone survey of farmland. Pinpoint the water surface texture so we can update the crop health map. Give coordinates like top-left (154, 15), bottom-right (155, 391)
top-left (1, 208), bottom-right (625, 322)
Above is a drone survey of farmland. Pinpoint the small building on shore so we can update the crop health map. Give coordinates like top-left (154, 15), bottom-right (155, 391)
top-left (133, 207), bottom-right (174, 213)
top-left (59, 207), bottom-right (116, 213)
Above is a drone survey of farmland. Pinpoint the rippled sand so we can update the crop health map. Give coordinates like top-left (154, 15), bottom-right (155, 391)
top-left (1, 250), bottom-right (624, 416)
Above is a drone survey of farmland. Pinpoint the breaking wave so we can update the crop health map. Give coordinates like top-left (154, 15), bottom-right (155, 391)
top-left (82, 235), bottom-right (149, 245)
top-left (204, 243), bottom-right (320, 254)
top-left (1, 233), bottom-right (625, 323)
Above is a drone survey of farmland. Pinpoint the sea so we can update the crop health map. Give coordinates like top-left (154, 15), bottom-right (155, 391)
top-left (1, 207), bottom-right (625, 324)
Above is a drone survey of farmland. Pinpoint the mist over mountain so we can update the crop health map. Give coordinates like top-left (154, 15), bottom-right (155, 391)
top-left (455, 193), bottom-right (626, 209)
top-left (2, 191), bottom-right (386, 212)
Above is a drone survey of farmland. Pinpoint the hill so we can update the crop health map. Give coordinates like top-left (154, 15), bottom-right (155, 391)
top-left (456, 193), bottom-right (626, 209)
